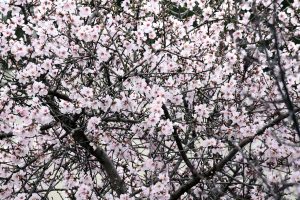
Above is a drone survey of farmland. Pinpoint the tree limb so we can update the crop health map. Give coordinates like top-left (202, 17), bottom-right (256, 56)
top-left (169, 108), bottom-right (300, 200)
top-left (162, 104), bottom-right (199, 177)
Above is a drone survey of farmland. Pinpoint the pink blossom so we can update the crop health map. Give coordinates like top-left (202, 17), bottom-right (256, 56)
top-left (200, 138), bottom-right (217, 147)
top-left (159, 119), bottom-right (174, 136)
top-left (79, 6), bottom-right (91, 17)
top-left (87, 117), bottom-right (101, 131)
top-left (97, 46), bottom-right (110, 62)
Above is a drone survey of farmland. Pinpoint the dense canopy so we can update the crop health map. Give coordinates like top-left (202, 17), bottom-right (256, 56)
top-left (0, 0), bottom-right (300, 199)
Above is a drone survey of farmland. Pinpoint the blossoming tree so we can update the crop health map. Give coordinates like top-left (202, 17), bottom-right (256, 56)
top-left (0, 0), bottom-right (300, 199)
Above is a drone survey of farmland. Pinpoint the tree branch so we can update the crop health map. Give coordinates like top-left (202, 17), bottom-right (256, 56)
top-left (72, 128), bottom-right (127, 195)
top-left (45, 96), bottom-right (127, 196)
top-left (0, 122), bottom-right (57, 140)
top-left (162, 104), bottom-right (199, 177)
top-left (169, 108), bottom-right (300, 200)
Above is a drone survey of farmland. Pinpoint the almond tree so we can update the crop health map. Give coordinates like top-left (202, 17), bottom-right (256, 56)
top-left (0, 0), bottom-right (300, 199)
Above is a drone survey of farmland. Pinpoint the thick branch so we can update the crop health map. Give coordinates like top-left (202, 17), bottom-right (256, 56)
top-left (45, 96), bottom-right (127, 196)
top-left (0, 132), bottom-right (13, 140)
top-left (72, 129), bottom-right (127, 195)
